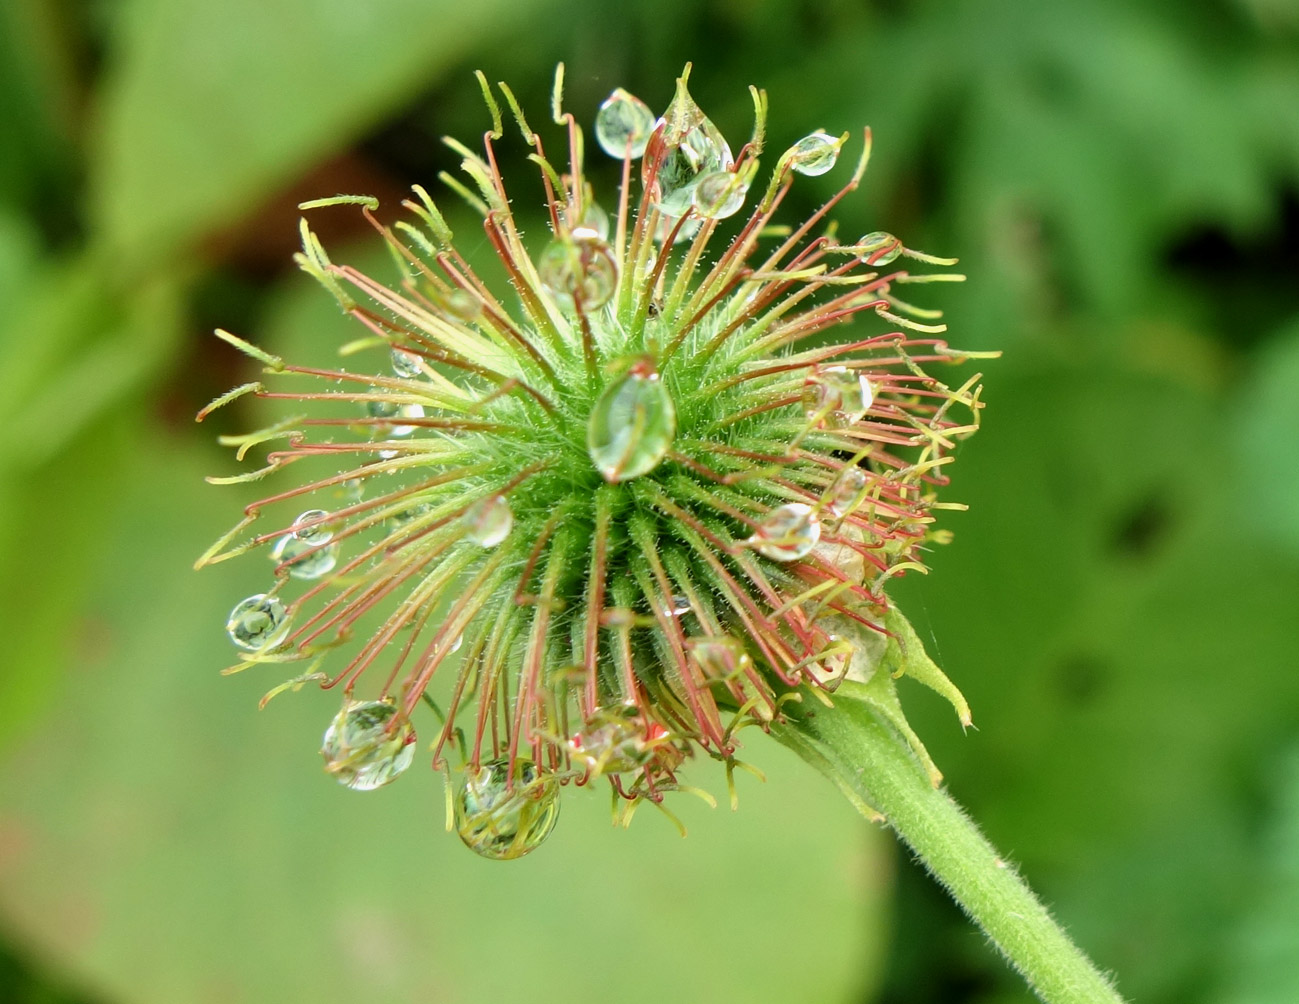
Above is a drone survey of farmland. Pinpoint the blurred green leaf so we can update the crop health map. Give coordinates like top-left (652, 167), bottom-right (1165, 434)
top-left (888, 345), bottom-right (1299, 1003)
top-left (91, 0), bottom-right (556, 269)
top-left (0, 251), bottom-right (184, 752)
top-left (0, 0), bottom-right (79, 220)
top-left (1217, 745), bottom-right (1299, 1004)
top-left (1236, 316), bottom-right (1299, 556)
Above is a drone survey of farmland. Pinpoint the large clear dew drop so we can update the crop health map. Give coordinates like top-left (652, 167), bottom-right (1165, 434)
top-left (463, 495), bottom-right (513, 547)
top-left (568, 706), bottom-right (659, 776)
top-left (826, 466), bottom-right (869, 518)
top-left (291, 509), bottom-right (333, 544)
top-left (390, 348), bottom-right (422, 378)
top-left (653, 120), bottom-right (734, 219)
top-left (455, 758), bottom-right (560, 860)
top-left (595, 89), bottom-right (656, 159)
top-left (587, 367), bottom-right (676, 482)
top-left (750, 503), bottom-right (822, 561)
top-left (272, 535), bottom-right (339, 580)
top-left (802, 366), bottom-right (874, 427)
top-left (857, 232), bottom-right (902, 266)
top-left (226, 593), bottom-right (292, 651)
top-left (320, 700), bottom-right (416, 791)
top-left (789, 132), bottom-right (840, 176)
top-left (692, 170), bottom-right (748, 219)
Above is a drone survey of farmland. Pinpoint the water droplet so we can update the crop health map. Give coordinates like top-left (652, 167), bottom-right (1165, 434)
top-left (688, 636), bottom-right (774, 721)
top-left (595, 89), bottom-right (655, 159)
top-left (826, 467), bottom-right (869, 518)
top-left (335, 478), bottom-right (364, 504)
top-left (668, 594), bottom-right (692, 618)
top-left (857, 232), bottom-right (901, 266)
top-left (645, 80), bottom-right (734, 218)
top-left (587, 364), bottom-right (676, 482)
top-left (391, 348), bottom-right (422, 378)
top-left (802, 367), bottom-right (874, 426)
top-left (801, 378), bottom-right (839, 421)
top-left (789, 132), bottom-right (840, 176)
top-left (291, 509), bottom-right (333, 544)
top-left (388, 501), bottom-right (431, 529)
top-left (652, 122), bottom-right (734, 218)
top-left (689, 636), bottom-right (752, 678)
top-left (568, 706), bottom-right (659, 775)
top-left (455, 758), bottom-right (560, 860)
top-left (390, 403), bottom-right (424, 437)
top-left (750, 503), bottom-right (821, 561)
top-left (463, 496), bottom-right (512, 547)
top-left (693, 170), bottom-right (748, 219)
top-left (537, 233), bottom-right (618, 312)
top-left (561, 201), bottom-right (611, 241)
top-left (445, 288), bottom-right (482, 322)
top-left (272, 535), bottom-right (339, 580)
top-left (320, 700), bottom-right (416, 791)
top-left (828, 367), bottom-right (874, 422)
top-left (366, 398), bottom-right (400, 420)
top-left (226, 594), bottom-right (291, 651)
top-left (578, 202), bottom-right (610, 240)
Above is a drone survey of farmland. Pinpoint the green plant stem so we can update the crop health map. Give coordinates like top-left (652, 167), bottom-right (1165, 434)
top-left (772, 688), bottom-right (1125, 1004)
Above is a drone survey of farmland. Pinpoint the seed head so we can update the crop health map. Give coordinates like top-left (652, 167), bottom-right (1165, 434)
top-left (197, 65), bottom-right (991, 859)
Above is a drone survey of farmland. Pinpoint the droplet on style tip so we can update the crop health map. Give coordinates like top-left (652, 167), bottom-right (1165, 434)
top-left (803, 366), bottom-right (874, 426)
top-left (857, 231), bottom-right (902, 266)
top-left (537, 233), bottom-right (618, 312)
top-left (320, 699), bottom-right (416, 791)
top-left (455, 758), bottom-right (560, 860)
top-left (388, 501), bottom-right (432, 529)
top-left (272, 535), bottom-right (339, 581)
top-left (826, 467), bottom-right (869, 518)
top-left (336, 478), bottom-right (364, 504)
top-left (463, 495), bottom-right (513, 547)
top-left (568, 706), bottom-right (659, 775)
top-left (291, 510), bottom-right (333, 544)
top-left (226, 593), bottom-right (292, 651)
top-left (390, 348), bottom-right (422, 378)
top-left (689, 636), bottom-right (752, 679)
top-left (587, 364), bottom-right (676, 482)
top-left (366, 399), bottom-right (400, 420)
top-left (595, 89), bottom-right (656, 159)
top-left (445, 288), bottom-right (482, 322)
top-left (692, 170), bottom-right (748, 219)
top-left (788, 132), bottom-right (841, 176)
top-left (646, 82), bottom-right (734, 218)
top-left (750, 503), bottom-right (821, 561)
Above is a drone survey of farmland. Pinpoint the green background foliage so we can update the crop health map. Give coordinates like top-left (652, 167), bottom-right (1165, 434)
top-left (1, 1), bottom-right (1297, 1001)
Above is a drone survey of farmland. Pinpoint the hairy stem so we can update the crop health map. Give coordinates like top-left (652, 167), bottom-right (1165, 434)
top-left (772, 688), bottom-right (1125, 1004)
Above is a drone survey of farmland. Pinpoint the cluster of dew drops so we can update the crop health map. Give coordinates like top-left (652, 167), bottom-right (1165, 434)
top-left (221, 84), bottom-right (891, 860)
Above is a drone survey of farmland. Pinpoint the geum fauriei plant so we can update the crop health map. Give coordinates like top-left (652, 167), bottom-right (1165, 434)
top-left (198, 66), bottom-right (1123, 1003)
